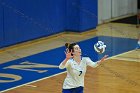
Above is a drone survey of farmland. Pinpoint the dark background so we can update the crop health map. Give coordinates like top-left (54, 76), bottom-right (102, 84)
top-left (138, 0), bottom-right (140, 9)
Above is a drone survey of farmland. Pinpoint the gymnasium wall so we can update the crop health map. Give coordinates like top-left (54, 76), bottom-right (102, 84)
top-left (66, 0), bottom-right (98, 31)
top-left (98, 0), bottom-right (137, 24)
top-left (0, 0), bottom-right (98, 48)
top-left (79, 0), bottom-right (98, 31)
top-left (0, 0), bottom-right (66, 48)
top-left (0, 5), bottom-right (4, 47)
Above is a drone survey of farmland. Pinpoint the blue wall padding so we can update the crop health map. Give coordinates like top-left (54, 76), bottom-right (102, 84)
top-left (66, 0), bottom-right (80, 31)
top-left (79, 0), bottom-right (98, 31)
top-left (2, 0), bottom-right (66, 46)
top-left (0, 5), bottom-right (4, 48)
top-left (0, 0), bottom-right (98, 48)
top-left (66, 0), bottom-right (98, 32)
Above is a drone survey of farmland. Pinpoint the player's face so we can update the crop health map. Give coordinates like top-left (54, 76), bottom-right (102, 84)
top-left (73, 45), bottom-right (82, 56)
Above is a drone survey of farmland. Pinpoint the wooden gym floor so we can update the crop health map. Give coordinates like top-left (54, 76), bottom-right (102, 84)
top-left (0, 23), bottom-right (140, 93)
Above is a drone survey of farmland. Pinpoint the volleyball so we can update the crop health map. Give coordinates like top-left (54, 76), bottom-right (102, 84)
top-left (94, 41), bottom-right (106, 54)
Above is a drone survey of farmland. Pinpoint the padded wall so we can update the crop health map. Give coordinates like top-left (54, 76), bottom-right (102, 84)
top-left (1, 0), bottom-right (66, 47)
top-left (0, 0), bottom-right (98, 48)
top-left (0, 4), bottom-right (4, 48)
top-left (66, 0), bottom-right (98, 32)
top-left (79, 0), bottom-right (98, 31)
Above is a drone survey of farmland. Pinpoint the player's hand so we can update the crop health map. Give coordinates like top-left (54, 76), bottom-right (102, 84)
top-left (98, 55), bottom-right (108, 64)
top-left (101, 55), bottom-right (108, 61)
top-left (64, 49), bottom-right (73, 59)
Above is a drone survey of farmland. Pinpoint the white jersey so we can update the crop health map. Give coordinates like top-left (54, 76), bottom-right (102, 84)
top-left (59, 57), bottom-right (98, 89)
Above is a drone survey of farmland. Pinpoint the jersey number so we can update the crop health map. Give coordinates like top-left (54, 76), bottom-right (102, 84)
top-left (79, 71), bottom-right (82, 76)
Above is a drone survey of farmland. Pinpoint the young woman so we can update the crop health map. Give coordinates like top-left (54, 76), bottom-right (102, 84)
top-left (59, 43), bottom-right (108, 93)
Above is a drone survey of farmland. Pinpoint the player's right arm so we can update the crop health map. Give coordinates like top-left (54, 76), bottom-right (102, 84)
top-left (59, 49), bottom-right (73, 69)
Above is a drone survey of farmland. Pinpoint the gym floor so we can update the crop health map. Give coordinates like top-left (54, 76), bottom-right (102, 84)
top-left (0, 23), bottom-right (140, 93)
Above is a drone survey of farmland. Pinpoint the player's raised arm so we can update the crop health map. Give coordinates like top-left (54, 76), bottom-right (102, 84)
top-left (59, 49), bottom-right (73, 69)
top-left (86, 55), bottom-right (108, 68)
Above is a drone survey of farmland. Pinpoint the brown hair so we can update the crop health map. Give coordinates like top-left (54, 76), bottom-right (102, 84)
top-left (65, 43), bottom-right (77, 55)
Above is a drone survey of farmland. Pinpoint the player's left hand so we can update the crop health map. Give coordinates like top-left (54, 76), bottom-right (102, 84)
top-left (98, 55), bottom-right (108, 64)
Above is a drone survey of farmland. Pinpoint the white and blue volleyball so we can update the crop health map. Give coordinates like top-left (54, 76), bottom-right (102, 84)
top-left (94, 41), bottom-right (106, 54)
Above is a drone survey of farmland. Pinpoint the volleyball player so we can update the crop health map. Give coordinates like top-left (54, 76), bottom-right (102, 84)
top-left (59, 43), bottom-right (108, 93)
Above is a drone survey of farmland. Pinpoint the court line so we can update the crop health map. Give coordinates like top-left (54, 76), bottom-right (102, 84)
top-left (1, 49), bottom-right (136, 93)
top-left (0, 30), bottom-right (97, 54)
top-left (0, 71), bottom-right (66, 93)
top-left (110, 49), bottom-right (140, 62)
top-left (111, 56), bottom-right (140, 62)
top-left (110, 49), bottom-right (136, 59)
top-left (0, 32), bottom-right (65, 54)
top-left (24, 84), bottom-right (37, 88)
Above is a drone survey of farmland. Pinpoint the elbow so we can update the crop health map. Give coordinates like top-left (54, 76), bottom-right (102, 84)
top-left (59, 65), bottom-right (65, 69)
top-left (93, 64), bottom-right (98, 68)
top-left (92, 64), bottom-right (99, 68)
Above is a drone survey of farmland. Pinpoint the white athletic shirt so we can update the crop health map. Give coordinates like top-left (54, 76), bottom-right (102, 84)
top-left (59, 57), bottom-right (99, 89)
